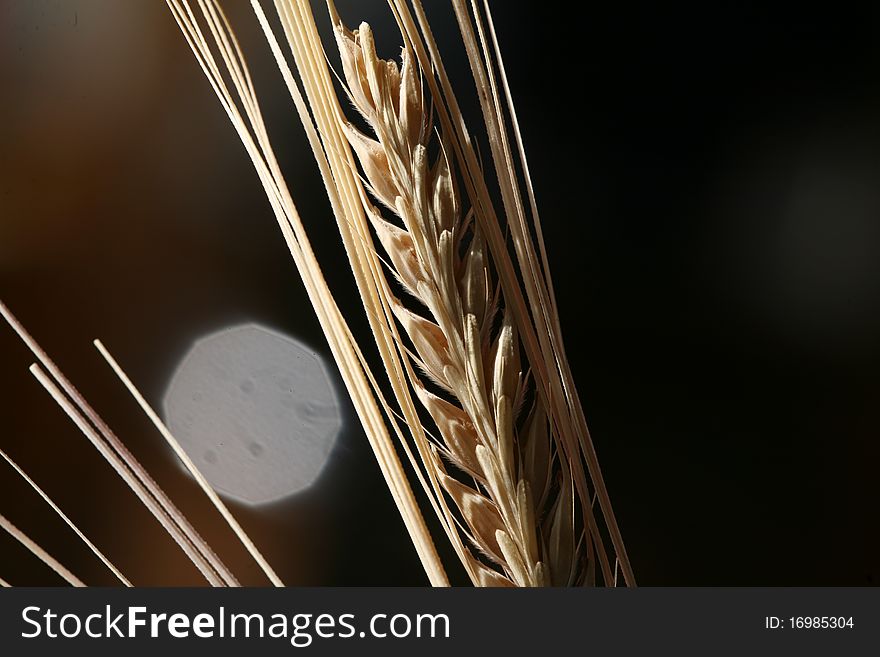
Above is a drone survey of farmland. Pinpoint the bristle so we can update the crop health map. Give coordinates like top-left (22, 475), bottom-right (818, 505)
top-left (0, 447), bottom-right (132, 587)
top-left (93, 339), bottom-right (283, 587)
top-left (1, 299), bottom-right (236, 587)
top-left (0, 512), bottom-right (86, 587)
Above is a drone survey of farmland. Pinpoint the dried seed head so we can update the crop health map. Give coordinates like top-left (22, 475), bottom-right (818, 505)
top-left (331, 17), bottom-right (584, 587)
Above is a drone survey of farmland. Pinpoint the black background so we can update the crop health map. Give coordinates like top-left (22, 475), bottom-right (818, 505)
top-left (1, 1), bottom-right (878, 586)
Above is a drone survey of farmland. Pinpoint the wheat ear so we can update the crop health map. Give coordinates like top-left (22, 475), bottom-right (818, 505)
top-left (171, 0), bottom-right (633, 586)
top-left (331, 20), bottom-right (564, 587)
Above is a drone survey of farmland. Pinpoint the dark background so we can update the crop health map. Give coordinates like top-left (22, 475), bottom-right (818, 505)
top-left (1, 0), bottom-right (878, 586)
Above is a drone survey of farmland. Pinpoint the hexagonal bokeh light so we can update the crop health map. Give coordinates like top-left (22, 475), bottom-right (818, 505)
top-left (163, 324), bottom-right (342, 505)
